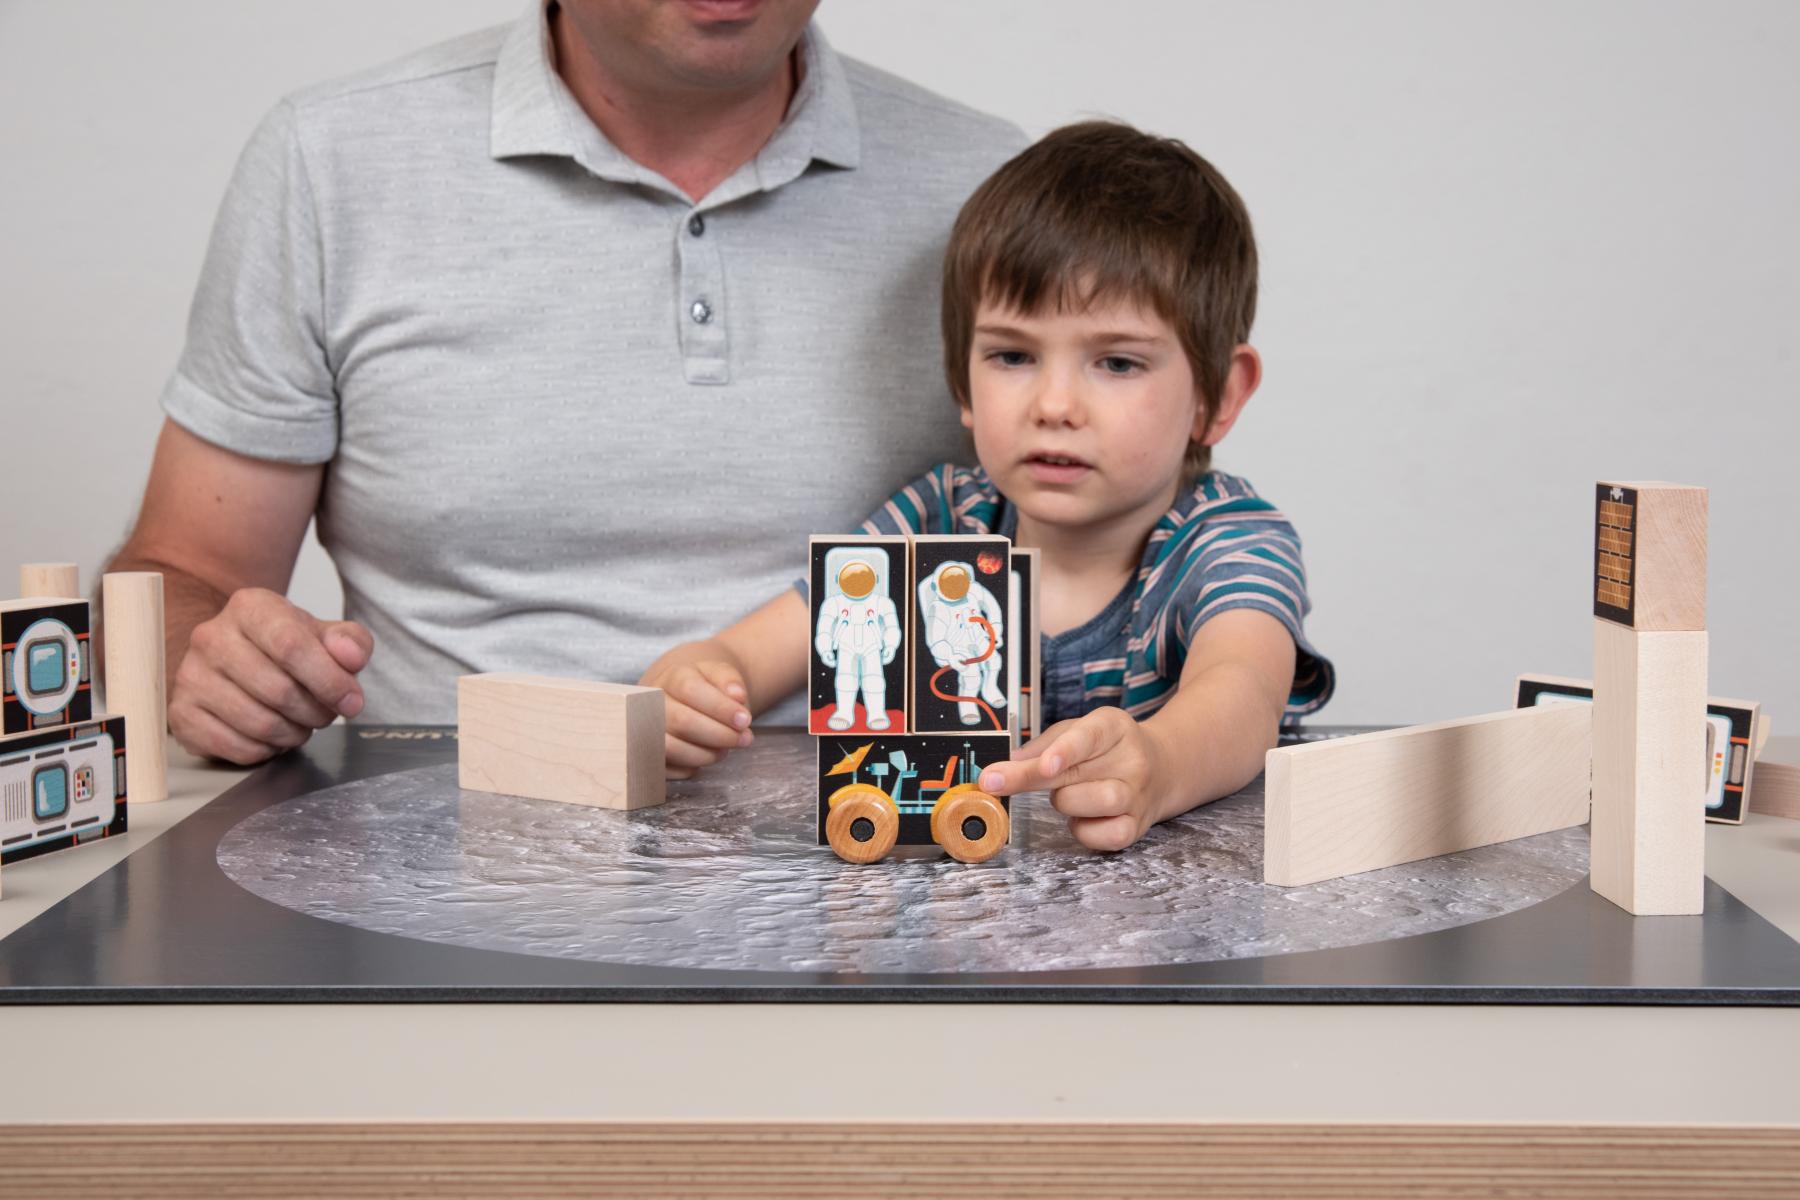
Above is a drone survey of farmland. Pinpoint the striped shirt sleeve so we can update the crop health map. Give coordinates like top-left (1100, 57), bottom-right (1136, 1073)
top-left (1155, 486), bottom-right (1334, 721)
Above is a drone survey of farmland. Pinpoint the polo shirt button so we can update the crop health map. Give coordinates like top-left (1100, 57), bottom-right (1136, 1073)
top-left (690, 299), bottom-right (713, 324)
top-left (688, 213), bottom-right (706, 237)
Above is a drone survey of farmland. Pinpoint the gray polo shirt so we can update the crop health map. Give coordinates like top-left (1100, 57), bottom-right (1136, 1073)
top-left (162, 2), bottom-right (1025, 724)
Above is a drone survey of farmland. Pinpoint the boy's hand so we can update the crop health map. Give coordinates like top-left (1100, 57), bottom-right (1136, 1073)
top-left (977, 707), bottom-right (1169, 852)
top-left (638, 659), bottom-right (754, 780)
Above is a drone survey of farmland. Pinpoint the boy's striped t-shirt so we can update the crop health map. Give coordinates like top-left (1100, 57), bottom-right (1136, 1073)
top-left (856, 464), bottom-right (1334, 727)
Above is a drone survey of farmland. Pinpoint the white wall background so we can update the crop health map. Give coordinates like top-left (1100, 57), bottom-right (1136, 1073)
top-left (2, 0), bottom-right (1794, 726)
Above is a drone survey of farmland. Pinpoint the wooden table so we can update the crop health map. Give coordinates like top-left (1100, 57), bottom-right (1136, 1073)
top-left (3, 736), bottom-right (1798, 1198)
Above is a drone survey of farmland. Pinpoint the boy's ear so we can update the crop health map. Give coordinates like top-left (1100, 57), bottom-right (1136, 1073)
top-left (1195, 345), bottom-right (1262, 447)
top-left (958, 401), bottom-right (974, 430)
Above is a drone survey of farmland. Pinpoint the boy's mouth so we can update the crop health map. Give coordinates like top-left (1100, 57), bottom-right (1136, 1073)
top-left (1021, 451), bottom-right (1093, 484)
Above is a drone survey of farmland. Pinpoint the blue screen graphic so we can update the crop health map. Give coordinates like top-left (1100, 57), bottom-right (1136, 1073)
top-left (26, 640), bottom-right (66, 695)
top-left (34, 764), bottom-right (69, 820)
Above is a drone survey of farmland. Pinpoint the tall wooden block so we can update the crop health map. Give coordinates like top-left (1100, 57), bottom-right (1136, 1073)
top-left (457, 673), bottom-right (665, 810)
top-left (1264, 704), bottom-right (1593, 887)
top-left (1590, 621), bottom-right (1708, 914)
top-left (101, 572), bottom-right (168, 804)
top-left (1007, 548), bottom-right (1042, 747)
top-left (1594, 482), bottom-right (1707, 631)
top-left (20, 563), bottom-right (79, 600)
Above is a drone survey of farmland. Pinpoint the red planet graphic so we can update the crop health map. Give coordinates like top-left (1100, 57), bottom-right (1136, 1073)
top-left (976, 551), bottom-right (1004, 575)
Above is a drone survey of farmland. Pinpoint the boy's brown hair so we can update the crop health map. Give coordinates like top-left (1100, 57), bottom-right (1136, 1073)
top-left (942, 121), bottom-right (1258, 479)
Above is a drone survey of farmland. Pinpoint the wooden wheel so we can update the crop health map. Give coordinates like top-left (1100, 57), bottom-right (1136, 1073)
top-left (931, 787), bottom-right (1008, 864)
top-left (825, 784), bottom-right (899, 864)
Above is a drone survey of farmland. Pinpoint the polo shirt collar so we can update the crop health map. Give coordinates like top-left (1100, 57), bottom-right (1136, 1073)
top-left (490, 0), bottom-right (861, 198)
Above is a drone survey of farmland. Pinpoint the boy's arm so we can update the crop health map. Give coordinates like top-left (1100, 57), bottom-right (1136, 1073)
top-left (637, 588), bottom-right (808, 778)
top-left (981, 608), bottom-right (1294, 850)
top-left (1137, 607), bottom-right (1295, 822)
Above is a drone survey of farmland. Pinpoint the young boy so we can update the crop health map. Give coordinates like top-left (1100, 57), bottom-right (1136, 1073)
top-left (639, 121), bottom-right (1334, 851)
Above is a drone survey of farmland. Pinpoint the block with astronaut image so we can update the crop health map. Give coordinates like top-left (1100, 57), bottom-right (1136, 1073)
top-left (808, 536), bottom-right (910, 736)
top-left (909, 536), bottom-right (1010, 735)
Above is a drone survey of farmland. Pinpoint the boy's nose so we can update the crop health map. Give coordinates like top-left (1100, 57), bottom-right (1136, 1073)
top-left (1029, 370), bottom-right (1086, 426)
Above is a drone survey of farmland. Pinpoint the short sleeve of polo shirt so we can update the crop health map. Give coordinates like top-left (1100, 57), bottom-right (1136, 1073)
top-left (158, 101), bottom-right (339, 464)
top-left (1159, 478), bottom-right (1335, 720)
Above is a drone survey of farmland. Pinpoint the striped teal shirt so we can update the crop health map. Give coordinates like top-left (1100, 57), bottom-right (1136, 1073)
top-left (858, 464), bottom-right (1334, 727)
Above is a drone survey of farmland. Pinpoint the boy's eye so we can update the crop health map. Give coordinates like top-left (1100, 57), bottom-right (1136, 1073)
top-left (1099, 355), bottom-right (1145, 375)
top-left (985, 350), bottom-right (1032, 368)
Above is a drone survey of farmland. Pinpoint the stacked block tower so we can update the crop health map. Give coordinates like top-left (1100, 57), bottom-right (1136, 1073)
top-left (1590, 482), bottom-right (1709, 915)
top-left (1, 565), bottom-right (146, 870)
top-left (809, 534), bottom-right (1038, 865)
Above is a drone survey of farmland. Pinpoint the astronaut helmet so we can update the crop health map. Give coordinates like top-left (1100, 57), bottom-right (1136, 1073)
top-left (934, 562), bottom-right (972, 603)
top-left (837, 559), bottom-right (877, 600)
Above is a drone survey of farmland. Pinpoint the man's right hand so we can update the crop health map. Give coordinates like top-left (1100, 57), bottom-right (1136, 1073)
top-left (169, 588), bottom-right (374, 765)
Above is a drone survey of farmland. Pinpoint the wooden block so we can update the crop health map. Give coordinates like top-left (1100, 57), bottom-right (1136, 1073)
top-left (19, 563), bottom-right (78, 600)
top-left (818, 731), bottom-right (1011, 853)
top-left (1263, 704), bottom-right (1593, 887)
top-left (0, 714), bottom-right (129, 865)
top-left (1006, 548), bottom-right (1042, 747)
top-left (1513, 672), bottom-right (1758, 823)
top-left (457, 674), bottom-right (665, 810)
top-left (101, 572), bottom-right (168, 804)
top-left (1590, 621), bottom-right (1707, 915)
top-left (910, 535), bottom-right (1010, 735)
top-left (1593, 482), bottom-right (1707, 631)
top-left (1, 597), bottom-right (93, 735)
top-left (1748, 761), bottom-right (1800, 822)
top-left (807, 535), bottom-right (909, 736)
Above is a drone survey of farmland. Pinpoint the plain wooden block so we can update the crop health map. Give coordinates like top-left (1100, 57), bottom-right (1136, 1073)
top-left (1593, 481), bottom-right (1707, 632)
top-left (101, 572), bottom-right (168, 804)
top-left (1748, 761), bottom-right (1800, 822)
top-left (1263, 704), bottom-right (1593, 887)
top-left (1590, 621), bottom-right (1707, 915)
top-left (458, 674), bottom-right (665, 810)
top-left (19, 563), bottom-right (78, 600)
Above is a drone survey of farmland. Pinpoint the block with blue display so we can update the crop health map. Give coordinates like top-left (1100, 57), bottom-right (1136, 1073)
top-left (1, 598), bottom-right (92, 734)
top-left (0, 714), bottom-right (128, 865)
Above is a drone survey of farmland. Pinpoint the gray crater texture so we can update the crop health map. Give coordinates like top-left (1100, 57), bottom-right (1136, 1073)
top-left (216, 733), bottom-right (1589, 975)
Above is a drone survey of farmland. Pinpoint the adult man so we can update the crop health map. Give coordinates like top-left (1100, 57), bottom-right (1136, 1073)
top-left (108, 0), bottom-right (1023, 763)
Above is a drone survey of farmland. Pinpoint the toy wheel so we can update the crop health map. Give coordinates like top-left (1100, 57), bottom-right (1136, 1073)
top-left (928, 781), bottom-right (985, 846)
top-left (825, 786), bottom-right (899, 864)
top-left (933, 788), bottom-right (1008, 864)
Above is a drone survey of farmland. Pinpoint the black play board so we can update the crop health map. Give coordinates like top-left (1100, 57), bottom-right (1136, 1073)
top-left (3, 725), bottom-right (1800, 1005)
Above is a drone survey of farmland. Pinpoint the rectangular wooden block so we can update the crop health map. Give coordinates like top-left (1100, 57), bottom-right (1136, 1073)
top-left (0, 713), bottom-right (129, 866)
top-left (1593, 481), bottom-right (1707, 631)
top-left (807, 535), bottom-right (909, 736)
top-left (1590, 621), bottom-right (1708, 915)
top-left (1749, 760), bottom-right (1800, 822)
top-left (1513, 673), bottom-right (1759, 824)
top-left (909, 535), bottom-right (1011, 735)
top-left (457, 674), bottom-right (665, 810)
top-left (1263, 704), bottom-right (1593, 888)
top-left (818, 731), bottom-right (1011, 849)
top-left (1, 597), bottom-right (93, 735)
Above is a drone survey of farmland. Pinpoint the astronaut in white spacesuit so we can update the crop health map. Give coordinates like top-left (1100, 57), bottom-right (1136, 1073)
top-left (917, 561), bottom-right (1006, 726)
top-left (815, 552), bottom-right (902, 731)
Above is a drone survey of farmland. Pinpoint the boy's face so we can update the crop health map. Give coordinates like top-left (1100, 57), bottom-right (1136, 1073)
top-left (963, 295), bottom-right (1205, 534)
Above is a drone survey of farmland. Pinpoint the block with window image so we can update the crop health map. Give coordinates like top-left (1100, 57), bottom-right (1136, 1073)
top-left (2, 598), bottom-right (93, 735)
